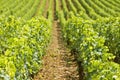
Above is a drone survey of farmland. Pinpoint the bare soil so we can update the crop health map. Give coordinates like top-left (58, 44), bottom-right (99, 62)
top-left (33, 0), bottom-right (79, 80)
top-left (32, 0), bottom-right (42, 17)
top-left (33, 20), bottom-right (79, 80)
top-left (43, 0), bottom-right (49, 18)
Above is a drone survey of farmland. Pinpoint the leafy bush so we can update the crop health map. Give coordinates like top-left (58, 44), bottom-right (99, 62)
top-left (0, 16), bottom-right (51, 80)
top-left (62, 16), bottom-right (120, 79)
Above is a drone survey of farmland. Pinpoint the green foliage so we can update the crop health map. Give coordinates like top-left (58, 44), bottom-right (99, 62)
top-left (0, 0), bottom-right (41, 20)
top-left (62, 16), bottom-right (120, 79)
top-left (93, 18), bottom-right (120, 62)
top-left (0, 16), bottom-right (51, 80)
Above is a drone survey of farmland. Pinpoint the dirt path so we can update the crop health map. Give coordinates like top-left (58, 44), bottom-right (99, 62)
top-left (34, 0), bottom-right (79, 80)
top-left (32, 0), bottom-right (42, 17)
top-left (34, 20), bottom-right (79, 80)
top-left (43, 0), bottom-right (49, 18)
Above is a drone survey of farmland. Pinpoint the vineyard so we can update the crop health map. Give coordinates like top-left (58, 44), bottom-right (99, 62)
top-left (0, 0), bottom-right (120, 80)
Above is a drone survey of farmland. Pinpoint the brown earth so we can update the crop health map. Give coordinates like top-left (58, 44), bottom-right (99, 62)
top-left (33, 20), bottom-right (79, 80)
top-left (43, 0), bottom-right (49, 18)
top-left (33, 0), bottom-right (79, 80)
top-left (32, 0), bottom-right (42, 17)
